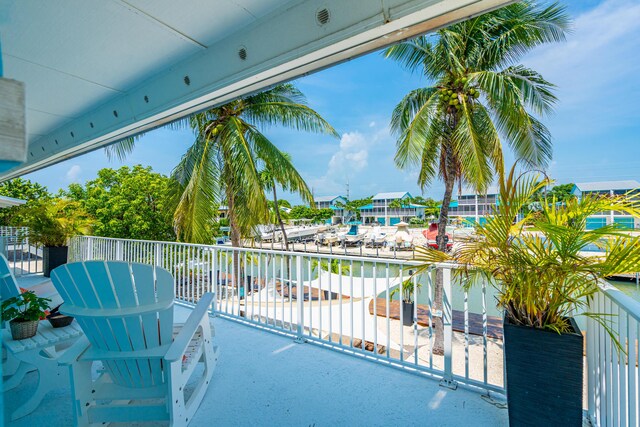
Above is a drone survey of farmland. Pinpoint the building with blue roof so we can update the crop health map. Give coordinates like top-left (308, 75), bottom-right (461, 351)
top-left (359, 191), bottom-right (425, 226)
top-left (314, 195), bottom-right (349, 224)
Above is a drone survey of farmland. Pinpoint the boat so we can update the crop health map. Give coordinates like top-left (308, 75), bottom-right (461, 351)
top-left (286, 223), bottom-right (327, 242)
top-left (389, 221), bottom-right (414, 250)
top-left (365, 225), bottom-right (387, 248)
top-left (339, 223), bottom-right (366, 247)
top-left (315, 230), bottom-right (340, 246)
top-left (255, 224), bottom-right (281, 242)
top-left (422, 222), bottom-right (453, 250)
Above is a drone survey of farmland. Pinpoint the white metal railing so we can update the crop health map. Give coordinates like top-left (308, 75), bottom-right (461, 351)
top-left (587, 283), bottom-right (640, 427)
top-left (68, 235), bottom-right (640, 424)
top-left (0, 226), bottom-right (43, 276)
top-left (70, 235), bottom-right (506, 395)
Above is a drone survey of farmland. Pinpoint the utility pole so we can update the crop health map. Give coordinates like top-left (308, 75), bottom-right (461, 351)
top-left (345, 180), bottom-right (350, 200)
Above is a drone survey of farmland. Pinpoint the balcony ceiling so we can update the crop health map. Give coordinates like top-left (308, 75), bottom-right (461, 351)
top-left (0, 0), bottom-right (511, 180)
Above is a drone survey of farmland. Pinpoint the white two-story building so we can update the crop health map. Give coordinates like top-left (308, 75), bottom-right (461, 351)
top-left (447, 186), bottom-right (500, 226)
top-left (359, 191), bottom-right (425, 226)
top-left (572, 180), bottom-right (640, 230)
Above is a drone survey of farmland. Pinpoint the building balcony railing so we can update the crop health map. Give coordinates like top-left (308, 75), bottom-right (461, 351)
top-left (0, 226), bottom-right (43, 276)
top-left (62, 234), bottom-right (640, 427)
top-left (69, 235), bottom-right (505, 394)
top-left (4, 229), bottom-right (637, 426)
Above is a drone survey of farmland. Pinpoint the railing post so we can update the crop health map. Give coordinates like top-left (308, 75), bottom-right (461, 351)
top-left (439, 267), bottom-right (458, 389)
top-left (211, 247), bottom-right (218, 316)
top-left (116, 240), bottom-right (123, 261)
top-left (587, 295), bottom-right (597, 425)
top-left (154, 242), bottom-right (162, 267)
top-left (294, 253), bottom-right (305, 343)
top-left (86, 236), bottom-right (93, 261)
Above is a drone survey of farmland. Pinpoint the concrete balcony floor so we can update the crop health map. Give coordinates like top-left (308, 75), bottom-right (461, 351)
top-left (5, 275), bottom-right (508, 426)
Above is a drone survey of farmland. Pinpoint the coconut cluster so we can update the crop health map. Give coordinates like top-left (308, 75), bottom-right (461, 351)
top-left (438, 76), bottom-right (480, 112)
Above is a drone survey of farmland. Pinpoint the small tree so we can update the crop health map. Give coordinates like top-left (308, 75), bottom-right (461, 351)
top-left (0, 178), bottom-right (50, 226)
top-left (13, 199), bottom-right (92, 247)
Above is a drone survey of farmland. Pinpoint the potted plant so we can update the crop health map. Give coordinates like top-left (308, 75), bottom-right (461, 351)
top-left (415, 164), bottom-right (640, 426)
top-left (1, 291), bottom-right (51, 340)
top-left (390, 270), bottom-right (421, 326)
top-left (14, 199), bottom-right (91, 277)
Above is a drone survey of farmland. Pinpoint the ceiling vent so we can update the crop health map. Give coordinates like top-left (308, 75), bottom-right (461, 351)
top-left (238, 47), bottom-right (247, 61)
top-left (316, 8), bottom-right (330, 26)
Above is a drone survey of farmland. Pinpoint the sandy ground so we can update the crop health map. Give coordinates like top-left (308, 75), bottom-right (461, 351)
top-left (236, 293), bottom-right (504, 391)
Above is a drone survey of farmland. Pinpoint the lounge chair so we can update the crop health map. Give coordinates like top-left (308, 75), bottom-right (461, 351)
top-left (51, 261), bottom-right (218, 426)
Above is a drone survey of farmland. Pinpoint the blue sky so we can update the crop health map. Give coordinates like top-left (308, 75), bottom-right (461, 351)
top-left (25, 0), bottom-right (640, 204)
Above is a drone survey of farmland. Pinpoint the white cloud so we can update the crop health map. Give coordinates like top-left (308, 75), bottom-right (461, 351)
top-left (327, 132), bottom-right (369, 177)
top-left (65, 165), bottom-right (81, 182)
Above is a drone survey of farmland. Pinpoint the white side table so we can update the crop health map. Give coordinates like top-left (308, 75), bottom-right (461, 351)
top-left (2, 320), bottom-right (83, 420)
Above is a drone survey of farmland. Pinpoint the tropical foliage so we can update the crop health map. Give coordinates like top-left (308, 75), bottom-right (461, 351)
top-left (411, 196), bottom-right (441, 218)
top-left (385, 1), bottom-right (569, 248)
top-left (62, 166), bottom-right (176, 241)
top-left (0, 178), bottom-right (51, 226)
top-left (170, 84), bottom-right (337, 245)
top-left (312, 259), bottom-right (351, 275)
top-left (390, 277), bottom-right (421, 303)
top-left (1, 291), bottom-right (51, 322)
top-left (384, 0), bottom-right (570, 353)
top-left (261, 152), bottom-right (311, 250)
top-left (546, 183), bottom-right (575, 202)
top-left (415, 164), bottom-right (640, 334)
top-left (13, 198), bottom-right (92, 247)
top-left (335, 197), bottom-right (373, 221)
top-left (288, 206), bottom-right (333, 223)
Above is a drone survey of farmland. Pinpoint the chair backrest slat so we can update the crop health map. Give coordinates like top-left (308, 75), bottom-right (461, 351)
top-left (131, 263), bottom-right (171, 385)
top-left (51, 261), bottom-right (175, 388)
top-left (105, 262), bottom-right (151, 387)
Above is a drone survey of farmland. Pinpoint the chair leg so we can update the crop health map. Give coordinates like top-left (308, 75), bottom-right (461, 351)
top-left (168, 362), bottom-right (187, 427)
top-left (3, 349), bottom-right (21, 377)
top-left (183, 321), bottom-right (218, 425)
top-left (3, 361), bottom-right (29, 391)
top-left (9, 348), bottom-right (68, 420)
top-left (69, 360), bottom-right (93, 427)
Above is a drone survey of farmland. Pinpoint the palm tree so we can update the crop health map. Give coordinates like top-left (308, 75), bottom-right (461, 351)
top-left (260, 152), bottom-right (312, 251)
top-left (384, 1), bottom-right (569, 354)
top-left (171, 84), bottom-right (338, 246)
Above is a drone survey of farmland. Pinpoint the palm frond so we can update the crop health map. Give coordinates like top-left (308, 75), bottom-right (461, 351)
top-left (104, 137), bottom-right (137, 162)
top-left (170, 135), bottom-right (220, 244)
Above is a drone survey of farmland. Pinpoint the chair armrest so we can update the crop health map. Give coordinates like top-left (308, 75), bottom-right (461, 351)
top-left (80, 344), bottom-right (171, 361)
top-left (59, 336), bottom-right (90, 366)
top-left (165, 293), bottom-right (214, 362)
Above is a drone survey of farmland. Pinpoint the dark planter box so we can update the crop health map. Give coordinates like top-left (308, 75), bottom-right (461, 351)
top-left (43, 245), bottom-right (68, 277)
top-left (504, 317), bottom-right (583, 427)
top-left (401, 300), bottom-right (414, 326)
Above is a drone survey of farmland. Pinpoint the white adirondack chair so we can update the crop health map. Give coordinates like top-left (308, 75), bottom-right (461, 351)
top-left (51, 261), bottom-right (218, 426)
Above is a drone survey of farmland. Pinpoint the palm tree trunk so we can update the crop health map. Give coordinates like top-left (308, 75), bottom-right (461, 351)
top-left (227, 192), bottom-right (241, 248)
top-left (433, 145), bottom-right (456, 356)
top-left (226, 191), bottom-right (243, 298)
top-left (272, 184), bottom-right (289, 251)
